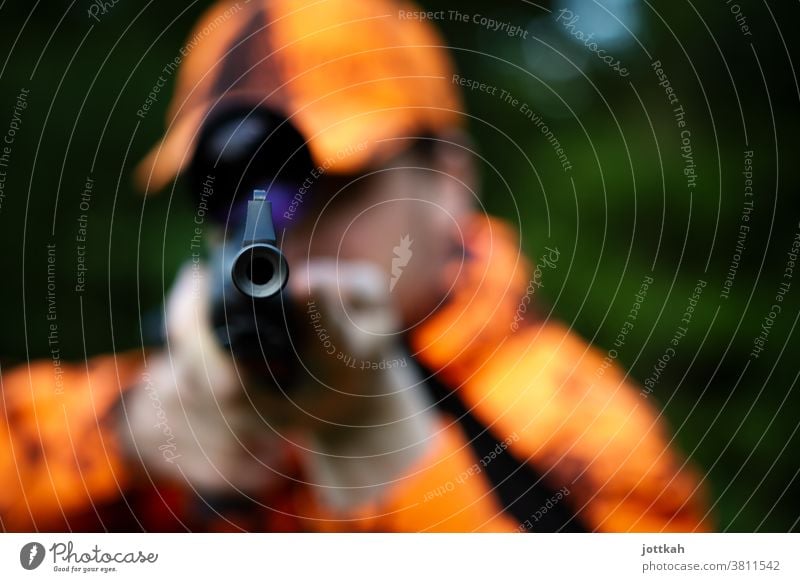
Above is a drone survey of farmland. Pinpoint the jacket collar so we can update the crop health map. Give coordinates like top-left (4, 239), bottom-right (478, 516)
top-left (409, 214), bottom-right (532, 385)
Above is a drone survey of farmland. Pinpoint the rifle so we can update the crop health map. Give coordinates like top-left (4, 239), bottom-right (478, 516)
top-left (208, 189), bottom-right (305, 389)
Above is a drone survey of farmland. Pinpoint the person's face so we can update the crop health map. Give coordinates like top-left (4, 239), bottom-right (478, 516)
top-left (282, 147), bottom-right (474, 327)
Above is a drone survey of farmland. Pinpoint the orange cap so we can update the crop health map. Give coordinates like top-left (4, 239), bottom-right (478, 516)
top-left (135, 0), bottom-right (463, 192)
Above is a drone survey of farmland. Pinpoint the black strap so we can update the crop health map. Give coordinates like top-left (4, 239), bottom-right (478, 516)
top-left (415, 360), bottom-right (588, 532)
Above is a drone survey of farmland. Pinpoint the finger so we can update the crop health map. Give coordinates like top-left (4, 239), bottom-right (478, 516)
top-left (164, 263), bottom-right (241, 404)
top-left (291, 260), bottom-right (399, 359)
top-left (291, 259), bottom-right (390, 308)
top-left (293, 259), bottom-right (396, 335)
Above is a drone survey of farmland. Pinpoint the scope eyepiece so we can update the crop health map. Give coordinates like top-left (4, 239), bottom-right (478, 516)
top-left (231, 190), bottom-right (289, 299)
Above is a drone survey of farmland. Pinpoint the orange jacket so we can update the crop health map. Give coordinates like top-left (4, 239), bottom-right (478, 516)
top-left (0, 215), bottom-right (712, 532)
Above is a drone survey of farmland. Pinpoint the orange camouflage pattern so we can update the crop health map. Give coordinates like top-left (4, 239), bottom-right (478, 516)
top-left (411, 214), bottom-right (712, 532)
top-left (136, 0), bottom-right (463, 192)
top-left (0, 215), bottom-right (712, 532)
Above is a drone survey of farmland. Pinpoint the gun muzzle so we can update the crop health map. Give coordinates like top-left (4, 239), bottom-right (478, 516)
top-left (231, 190), bottom-right (289, 299)
top-left (212, 188), bottom-right (302, 388)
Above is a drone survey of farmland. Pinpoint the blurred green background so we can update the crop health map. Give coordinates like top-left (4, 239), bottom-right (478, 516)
top-left (0, 0), bottom-right (798, 531)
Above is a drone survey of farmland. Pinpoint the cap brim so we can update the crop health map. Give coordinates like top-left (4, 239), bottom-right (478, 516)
top-left (134, 0), bottom-right (463, 194)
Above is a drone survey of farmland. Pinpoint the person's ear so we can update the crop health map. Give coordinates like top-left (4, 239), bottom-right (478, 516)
top-left (431, 129), bottom-right (477, 220)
